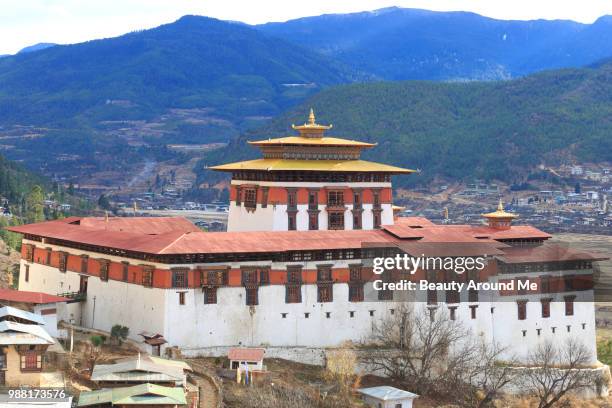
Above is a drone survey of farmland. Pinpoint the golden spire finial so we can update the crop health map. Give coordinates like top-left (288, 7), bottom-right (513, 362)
top-left (308, 108), bottom-right (316, 125)
top-left (497, 198), bottom-right (504, 212)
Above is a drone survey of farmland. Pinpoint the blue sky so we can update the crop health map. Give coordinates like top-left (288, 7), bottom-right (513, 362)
top-left (2, 0), bottom-right (612, 54)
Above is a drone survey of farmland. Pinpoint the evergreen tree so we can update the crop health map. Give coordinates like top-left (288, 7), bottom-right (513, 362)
top-left (25, 185), bottom-right (45, 223)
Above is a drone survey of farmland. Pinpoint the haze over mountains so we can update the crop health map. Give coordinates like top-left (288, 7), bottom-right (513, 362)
top-left (199, 58), bottom-right (612, 187)
top-left (260, 7), bottom-right (612, 80)
top-left (0, 8), bottom-right (611, 187)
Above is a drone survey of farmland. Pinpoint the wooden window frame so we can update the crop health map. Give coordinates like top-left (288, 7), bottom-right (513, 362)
top-left (541, 298), bottom-right (552, 318)
top-left (80, 255), bottom-right (89, 274)
top-left (122, 262), bottom-right (129, 281)
top-left (172, 268), bottom-right (189, 288)
top-left (261, 187), bottom-right (269, 208)
top-left (58, 252), bottom-right (68, 273)
top-left (517, 300), bottom-right (528, 320)
top-left (99, 259), bottom-right (110, 282)
top-left (328, 211), bottom-right (344, 230)
top-left (204, 287), bottom-right (217, 304)
top-left (178, 291), bottom-right (186, 305)
top-left (243, 187), bottom-right (257, 210)
top-left (564, 295), bottom-right (575, 316)
top-left (142, 266), bottom-right (154, 287)
top-left (246, 287), bottom-right (259, 306)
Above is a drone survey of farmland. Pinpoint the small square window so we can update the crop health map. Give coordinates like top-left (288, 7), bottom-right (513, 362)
top-left (349, 311), bottom-right (355, 318)
top-left (325, 312), bottom-right (331, 318)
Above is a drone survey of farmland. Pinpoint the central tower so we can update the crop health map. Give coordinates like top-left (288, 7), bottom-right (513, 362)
top-left (212, 109), bottom-right (414, 232)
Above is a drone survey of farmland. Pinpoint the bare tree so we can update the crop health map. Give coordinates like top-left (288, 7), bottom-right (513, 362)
top-left (520, 338), bottom-right (598, 408)
top-left (361, 305), bottom-right (515, 406)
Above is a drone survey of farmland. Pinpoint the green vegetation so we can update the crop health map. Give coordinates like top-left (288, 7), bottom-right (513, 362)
top-left (199, 60), bottom-right (612, 187)
top-left (597, 339), bottom-right (612, 366)
top-left (110, 325), bottom-right (130, 345)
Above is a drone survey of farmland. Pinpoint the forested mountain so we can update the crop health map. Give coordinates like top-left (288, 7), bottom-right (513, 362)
top-left (258, 7), bottom-right (612, 80)
top-left (0, 154), bottom-right (45, 203)
top-left (0, 15), bottom-right (354, 128)
top-left (0, 15), bottom-right (356, 181)
top-left (199, 59), bottom-right (612, 187)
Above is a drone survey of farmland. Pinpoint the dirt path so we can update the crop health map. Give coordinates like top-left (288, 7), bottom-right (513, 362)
top-left (187, 361), bottom-right (220, 408)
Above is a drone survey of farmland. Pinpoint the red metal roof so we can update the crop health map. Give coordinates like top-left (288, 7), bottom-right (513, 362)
top-left (497, 244), bottom-right (608, 264)
top-left (77, 217), bottom-right (200, 234)
top-left (228, 347), bottom-right (265, 362)
top-left (6, 217), bottom-right (553, 256)
top-left (0, 289), bottom-right (69, 304)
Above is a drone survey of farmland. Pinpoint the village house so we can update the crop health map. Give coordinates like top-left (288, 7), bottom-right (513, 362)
top-left (228, 347), bottom-right (265, 371)
top-left (0, 306), bottom-right (54, 386)
top-left (91, 355), bottom-right (191, 388)
top-left (77, 383), bottom-right (187, 408)
top-left (0, 288), bottom-right (69, 337)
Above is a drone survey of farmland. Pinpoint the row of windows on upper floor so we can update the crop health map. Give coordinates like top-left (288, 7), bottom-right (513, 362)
top-left (231, 171), bottom-right (392, 183)
top-left (236, 186), bottom-right (382, 210)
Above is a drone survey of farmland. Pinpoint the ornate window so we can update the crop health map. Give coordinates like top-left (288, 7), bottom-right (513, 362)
top-left (204, 287), bottom-right (217, 304)
top-left (308, 190), bottom-right (318, 210)
top-left (243, 187), bottom-right (257, 210)
top-left (99, 259), bottom-right (110, 282)
top-left (348, 285), bottom-right (363, 302)
top-left (317, 265), bottom-right (333, 302)
top-left (20, 351), bottom-right (42, 372)
top-left (327, 190), bottom-right (344, 207)
top-left (261, 187), bottom-right (269, 208)
top-left (172, 268), bottom-right (189, 288)
top-left (45, 248), bottom-right (52, 265)
top-left (287, 188), bottom-right (297, 209)
top-left (246, 288), bottom-right (258, 306)
top-left (24, 244), bottom-right (34, 263)
top-left (317, 284), bottom-right (333, 303)
top-left (308, 213), bottom-right (318, 230)
top-left (286, 265), bottom-right (302, 303)
top-left (203, 269), bottom-right (227, 286)
top-left (373, 212), bottom-right (381, 229)
top-left (235, 185), bottom-right (241, 206)
top-left (58, 252), bottom-right (68, 273)
top-left (142, 266), bottom-right (154, 287)
top-left (286, 284), bottom-right (301, 303)
top-left (378, 270), bottom-right (394, 301)
top-left (541, 298), bottom-right (552, 318)
top-left (122, 262), bottom-right (129, 281)
top-left (517, 300), bottom-right (527, 320)
top-left (80, 255), bottom-right (89, 274)
top-left (564, 295), bottom-right (575, 316)
top-left (328, 211), bottom-right (344, 230)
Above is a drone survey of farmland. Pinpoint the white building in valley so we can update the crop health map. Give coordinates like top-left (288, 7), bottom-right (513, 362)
top-left (7, 111), bottom-right (606, 392)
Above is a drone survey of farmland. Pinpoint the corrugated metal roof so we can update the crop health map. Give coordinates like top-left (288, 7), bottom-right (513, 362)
top-left (91, 356), bottom-right (186, 383)
top-left (0, 321), bottom-right (54, 345)
top-left (7, 217), bottom-right (561, 259)
top-left (358, 386), bottom-right (418, 401)
top-left (497, 244), bottom-right (608, 264)
top-left (0, 306), bottom-right (45, 325)
top-left (0, 288), bottom-right (69, 304)
top-left (77, 383), bottom-right (186, 406)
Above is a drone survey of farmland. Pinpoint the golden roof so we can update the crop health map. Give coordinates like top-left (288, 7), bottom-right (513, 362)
top-left (248, 136), bottom-right (375, 147)
top-left (291, 108), bottom-right (332, 133)
top-left (482, 199), bottom-right (518, 219)
top-left (210, 158), bottom-right (415, 173)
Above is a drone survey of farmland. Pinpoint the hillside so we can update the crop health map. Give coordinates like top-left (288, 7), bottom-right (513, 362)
top-left (0, 154), bottom-right (46, 203)
top-left (258, 7), bottom-right (612, 80)
top-left (0, 15), bottom-right (355, 183)
top-left (199, 60), bottom-right (612, 187)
